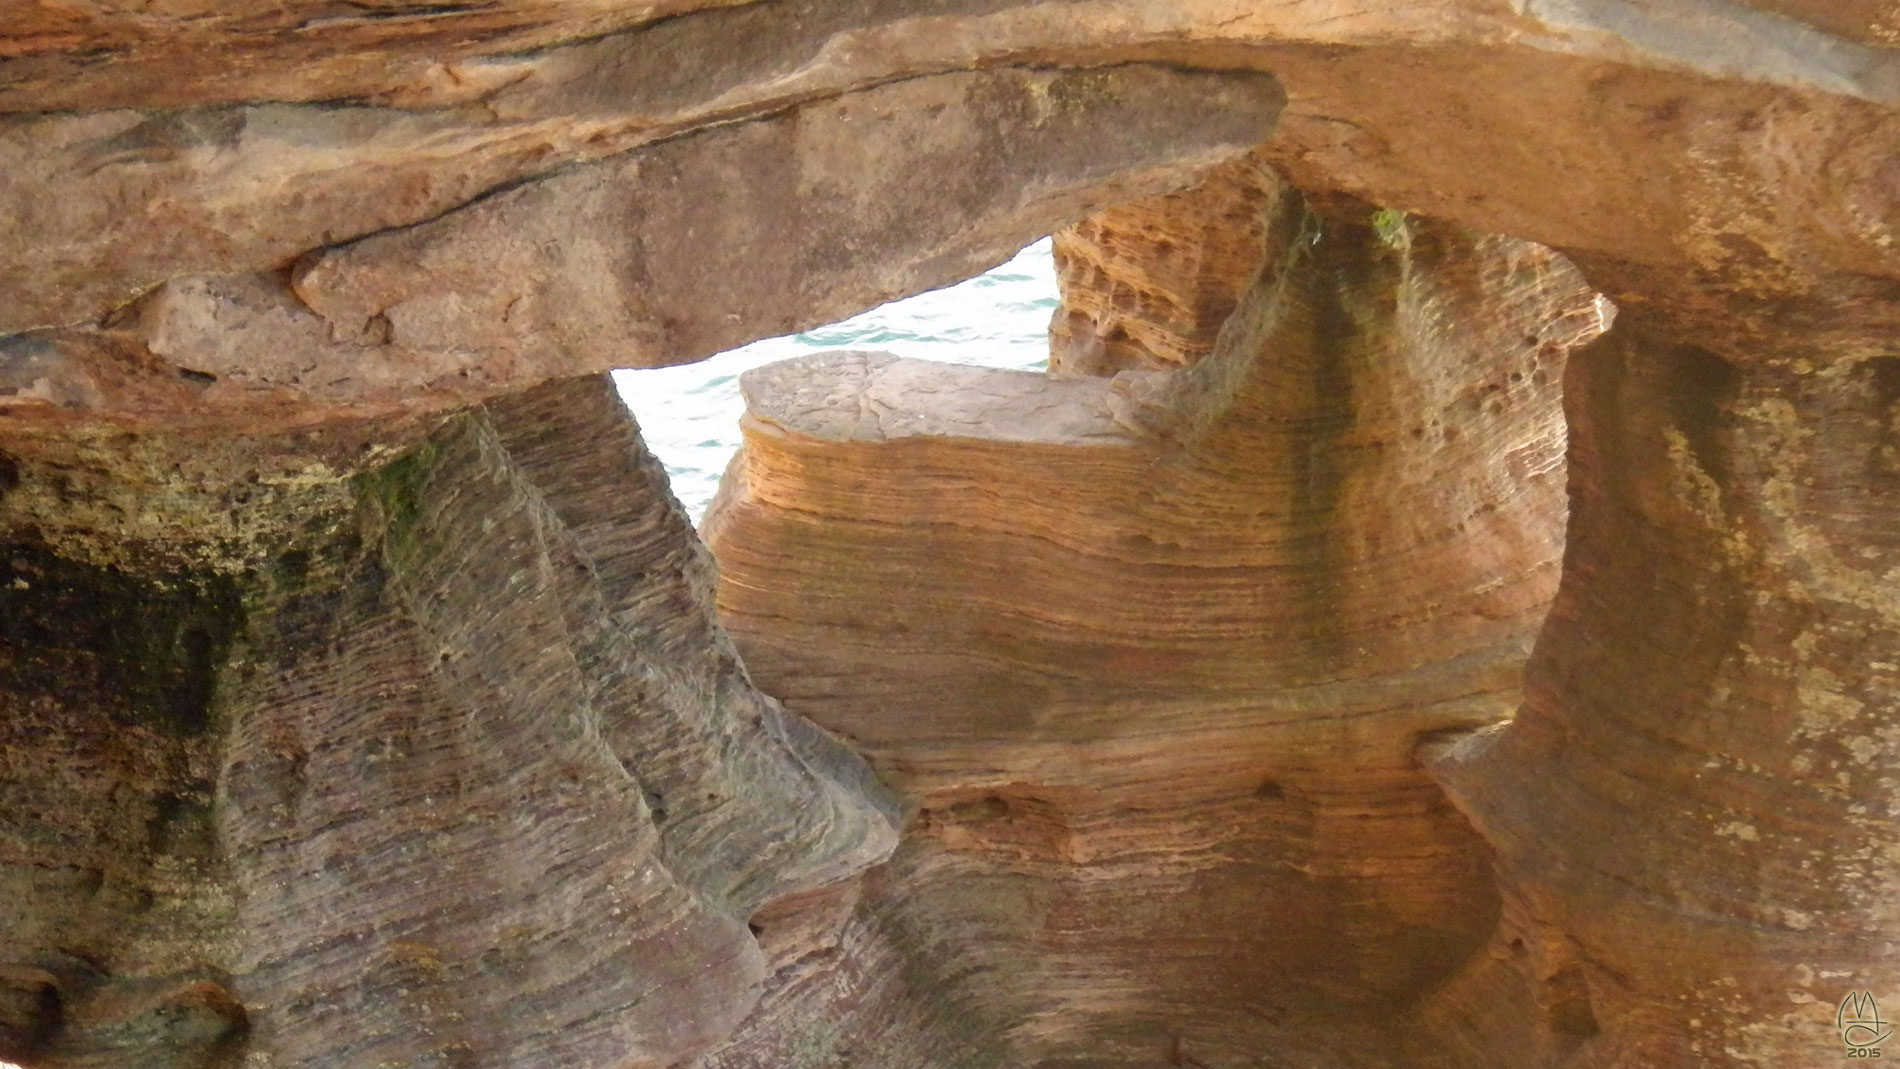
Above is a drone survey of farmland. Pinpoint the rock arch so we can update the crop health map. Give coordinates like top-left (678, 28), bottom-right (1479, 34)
top-left (1, 2), bottom-right (1895, 1065)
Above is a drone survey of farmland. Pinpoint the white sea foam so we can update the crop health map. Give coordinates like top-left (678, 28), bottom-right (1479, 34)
top-left (614, 238), bottom-right (1059, 519)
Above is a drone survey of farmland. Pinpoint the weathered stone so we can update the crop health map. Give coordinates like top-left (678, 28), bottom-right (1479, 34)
top-left (702, 175), bottom-right (1607, 1064)
top-left (1, 64), bottom-right (1281, 435)
top-left (1423, 308), bottom-right (1900, 1065)
top-left (0, 0), bottom-right (756, 113)
top-left (291, 64), bottom-right (1284, 379)
top-left (5, 0), bottom-right (1894, 343)
top-left (1049, 151), bottom-right (1287, 374)
top-left (2, 1), bottom-right (1898, 1065)
top-left (0, 377), bottom-right (898, 1067)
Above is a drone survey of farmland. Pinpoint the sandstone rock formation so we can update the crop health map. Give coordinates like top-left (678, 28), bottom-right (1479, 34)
top-left (2, 0), bottom-right (1897, 1065)
top-left (1047, 153), bottom-right (1287, 376)
top-left (704, 166), bottom-right (1608, 1065)
top-left (1426, 303), bottom-right (1900, 1067)
top-left (1, 376), bottom-right (900, 1066)
top-left (3, 62), bottom-right (1279, 421)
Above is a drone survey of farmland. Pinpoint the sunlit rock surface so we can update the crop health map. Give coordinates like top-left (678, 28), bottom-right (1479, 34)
top-left (3, 0), bottom-right (1898, 1064)
top-left (1425, 309), bottom-right (1900, 1067)
top-left (704, 169), bottom-right (1606, 1065)
top-left (3, 64), bottom-right (1279, 421)
top-left (1048, 152), bottom-right (1287, 375)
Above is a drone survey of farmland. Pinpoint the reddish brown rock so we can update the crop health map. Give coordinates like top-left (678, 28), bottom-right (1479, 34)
top-left (1, 64), bottom-right (1280, 431)
top-left (6, 0), bottom-right (1893, 344)
top-left (290, 65), bottom-right (1282, 383)
top-left (1, 1), bottom-right (1897, 1065)
top-left (702, 170), bottom-right (1607, 1064)
top-left (0, 377), bottom-right (899, 1067)
top-left (1422, 305), bottom-right (1900, 1065)
top-left (1048, 151), bottom-right (1286, 375)
top-left (0, 0), bottom-right (754, 112)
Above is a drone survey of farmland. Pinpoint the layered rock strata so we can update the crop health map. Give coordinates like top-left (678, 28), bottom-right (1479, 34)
top-left (6, 0), bottom-right (1894, 347)
top-left (702, 167), bottom-right (1608, 1065)
top-left (2, 0), bottom-right (1898, 1065)
top-left (0, 377), bottom-right (899, 1067)
top-left (1424, 303), bottom-right (1900, 1066)
top-left (0, 31), bottom-right (1294, 1066)
top-left (1047, 152), bottom-right (1286, 375)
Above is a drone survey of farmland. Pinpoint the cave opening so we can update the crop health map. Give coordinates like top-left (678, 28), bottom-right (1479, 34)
top-left (612, 238), bottom-right (1062, 520)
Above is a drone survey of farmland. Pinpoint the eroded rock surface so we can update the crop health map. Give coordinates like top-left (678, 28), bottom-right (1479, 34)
top-left (1423, 302), bottom-right (1900, 1067)
top-left (0, 378), bottom-right (898, 1067)
top-left (2, 0), bottom-right (1898, 1065)
top-left (703, 169), bottom-right (1607, 1065)
top-left (4, 63), bottom-right (1280, 426)
top-left (1048, 152), bottom-right (1287, 375)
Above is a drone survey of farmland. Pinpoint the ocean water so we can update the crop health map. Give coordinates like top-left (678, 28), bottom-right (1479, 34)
top-left (613, 238), bottom-right (1060, 520)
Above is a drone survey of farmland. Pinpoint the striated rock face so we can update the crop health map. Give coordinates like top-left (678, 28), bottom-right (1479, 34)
top-left (3, 0), bottom-right (1899, 1065)
top-left (0, 377), bottom-right (898, 1067)
top-left (1, 18), bottom-right (1297, 1062)
top-left (1424, 306), bottom-right (1900, 1066)
top-left (1047, 152), bottom-right (1287, 375)
top-left (702, 168), bottom-right (1608, 1064)
top-left (0, 0), bottom-right (764, 113)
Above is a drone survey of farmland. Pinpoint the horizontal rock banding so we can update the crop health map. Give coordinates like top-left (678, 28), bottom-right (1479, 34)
top-left (1425, 314), bottom-right (1900, 1064)
top-left (2, 1), bottom-right (1898, 1064)
top-left (703, 168), bottom-right (1607, 1063)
